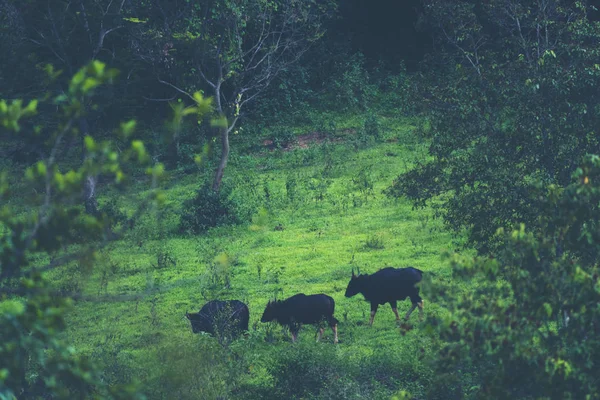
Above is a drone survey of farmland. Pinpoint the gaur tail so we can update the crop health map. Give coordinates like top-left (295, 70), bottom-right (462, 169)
top-left (329, 316), bottom-right (339, 326)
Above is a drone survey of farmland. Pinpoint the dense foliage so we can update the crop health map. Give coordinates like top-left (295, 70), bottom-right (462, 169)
top-left (0, 62), bottom-right (146, 398)
top-left (0, 61), bottom-right (211, 398)
top-left (427, 155), bottom-right (600, 398)
top-left (389, 0), bottom-right (600, 250)
top-left (2, 0), bottom-right (600, 398)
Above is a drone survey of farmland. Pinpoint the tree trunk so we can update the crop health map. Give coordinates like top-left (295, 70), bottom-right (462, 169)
top-left (84, 175), bottom-right (99, 215)
top-left (211, 79), bottom-right (230, 192)
top-left (212, 125), bottom-right (230, 192)
top-left (80, 117), bottom-right (99, 215)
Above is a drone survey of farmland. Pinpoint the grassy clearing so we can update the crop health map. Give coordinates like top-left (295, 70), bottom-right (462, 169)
top-left (41, 113), bottom-right (464, 398)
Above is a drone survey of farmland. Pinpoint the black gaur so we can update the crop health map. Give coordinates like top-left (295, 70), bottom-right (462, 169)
top-left (261, 293), bottom-right (339, 343)
top-left (185, 300), bottom-right (249, 340)
top-left (345, 267), bottom-right (424, 325)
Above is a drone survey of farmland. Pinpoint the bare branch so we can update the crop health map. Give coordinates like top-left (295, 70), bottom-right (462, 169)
top-left (157, 78), bottom-right (196, 102)
top-left (198, 67), bottom-right (216, 89)
top-left (142, 95), bottom-right (178, 102)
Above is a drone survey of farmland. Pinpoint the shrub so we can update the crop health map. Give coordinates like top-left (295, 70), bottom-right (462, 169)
top-left (179, 184), bottom-right (239, 234)
top-left (329, 52), bottom-right (377, 111)
top-left (364, 234), bottom-right (385, 250)
top-left (353, 114), bottom-right (381, 148)
top-left (99, 198), bottom-right (128, 229)
top-left (351, 165), bottom-right (375, 201)
top-left (363, 113), bottom-right (381, 139)
top-left (270, 127), bottom-right (297, 149)
top-left (267, 343), bottom-right (348, 399)
top-left (150, 336), bottom-right (242, 400)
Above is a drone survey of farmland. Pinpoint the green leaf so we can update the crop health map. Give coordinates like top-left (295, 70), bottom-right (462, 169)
top-left (210, 115), bottom-right (229, 128)
top-left (84, 136), bottom-right (96, 151)
top-left (120, 120), bottom-right (137, 138)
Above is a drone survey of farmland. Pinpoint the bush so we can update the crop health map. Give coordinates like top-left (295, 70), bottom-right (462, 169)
top-left (179, 184), bottom-right (239, 234)
top-left (267, 344), bottom-right (355, 399)
top-left (270, 127), bottom-right (297, 149)
top-left (329, 52), bottom-right (377, 111)
top-left (99, 198), bottom-right (128, 229)
top-left (150, 336), bottom-right (242, 400)
top-left (363, 114), bottom-right (381, 139)
top-left (364, 234), bottom-right (385, 250)
top-left (353, 114), bottom-right (381, 148)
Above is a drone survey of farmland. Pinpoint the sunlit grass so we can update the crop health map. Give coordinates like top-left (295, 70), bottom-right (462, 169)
top-left (44, 113), bottom-right (465, 398)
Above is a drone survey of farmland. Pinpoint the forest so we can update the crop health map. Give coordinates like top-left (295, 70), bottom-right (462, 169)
top-left (1, 0), bottom-right (600, 399)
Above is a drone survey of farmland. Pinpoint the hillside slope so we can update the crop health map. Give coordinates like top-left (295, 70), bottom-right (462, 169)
top-left (52, 114), bottom-right (461, 399)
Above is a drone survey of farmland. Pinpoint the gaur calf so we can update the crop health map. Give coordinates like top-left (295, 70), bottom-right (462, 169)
top-left (261, 293), bottom-right (339, 343)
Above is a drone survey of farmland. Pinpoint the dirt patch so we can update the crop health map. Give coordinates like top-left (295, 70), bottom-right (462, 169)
top-left (262, 128), bottom-right (357, 151)
top-left (296, 131), bottom-right (328, 148)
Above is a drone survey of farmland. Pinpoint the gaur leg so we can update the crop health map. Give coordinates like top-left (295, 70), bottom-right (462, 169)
top-left (369, 303), bottom-right (379, 326)
top-left (316, 327), bottom-right (324, 342)
top-left (406, 292), bottom-right (424, 321)
top-left (404, 303), bottom-right (418, 320)
top-left (331, 324), bottom-right (338, 344)
top-left (290, 323), bottom-right (301, 342)
top-left (327, 317), bottom-right (339, 344)
top-left (390, 301), bottom-right (400, 321)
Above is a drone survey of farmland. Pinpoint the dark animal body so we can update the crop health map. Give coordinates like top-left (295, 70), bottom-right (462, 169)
top-left (345, 267), bottom-right (424, 325)
top-left (261, 294), bottom-right (339, 343)
top-left (185, 300), bottom-right (249, 340)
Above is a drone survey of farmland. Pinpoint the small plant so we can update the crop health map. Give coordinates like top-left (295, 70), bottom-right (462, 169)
top-left (266, 265), bottom-right (286, 284)
top-left (99, 198), bottom-right (128, 228)
top-left (58, 266), bottom-right (83, 296)
top-left (98, 260), bottom-right (120, 296)
top-left (271, 128), bottom-right (297, 149)
top-left (285, 173), bottom-right (298, 204)
top-left (200, 252), bottom-right (232, 299)
top-left (149, 297), bottom-right (160, 327)
top-left (152, 250), bottom-right (177, 270)
top-left (315, 118), bottom-right (337, 136)
top-left (364, 234), bottom-right (385, 250)
top-left (352, 166), bottom-right (375, 202)
top-left (306, 174), bottom-right (332, 204)
top-left (352, 114), bottom-right (381, 149)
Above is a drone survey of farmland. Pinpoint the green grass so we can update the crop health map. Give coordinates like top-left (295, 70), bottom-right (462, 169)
top-left (44, 113), bottom-right (463, 398)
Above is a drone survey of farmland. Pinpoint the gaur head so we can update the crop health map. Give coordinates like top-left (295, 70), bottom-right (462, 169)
top-left (345, 268), bottom-right (365, 297)
top-left (185, 311), bottom-right (211, 334)
top-left (261, 300), bottom-right (278, 322)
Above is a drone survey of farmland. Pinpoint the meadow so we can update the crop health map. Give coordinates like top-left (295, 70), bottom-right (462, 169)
top-left (3, 1), bottom-right (599, 397)
top-left (41, 111), bottom-right (465, 399)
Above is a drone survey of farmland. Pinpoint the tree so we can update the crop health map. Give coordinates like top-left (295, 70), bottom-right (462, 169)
top-left (0, 61), bottom-right (211, 399)
top-left (145, 0), bottom-right (335, 190)
top-left (425, 155), bottom-right (600, 399)
top-left (2, 0), bottom-right (141, 214)
top-left (388, 0), bottom-right (600, 251)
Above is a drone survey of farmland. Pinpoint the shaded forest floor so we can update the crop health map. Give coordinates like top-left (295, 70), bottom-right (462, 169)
top-left (40, 110), bottom-right (466, 399)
